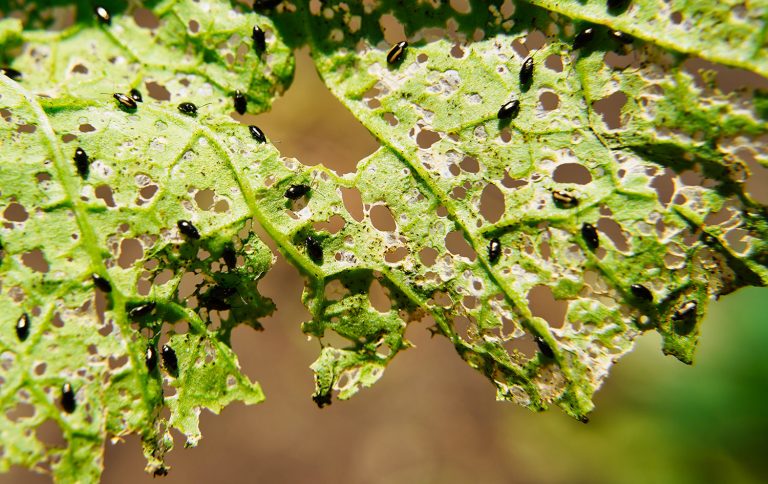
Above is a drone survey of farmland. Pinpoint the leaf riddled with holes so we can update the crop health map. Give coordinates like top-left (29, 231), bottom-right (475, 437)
top-left (526, 0), bottom-right (768, 77)
top-left (0, 1), bottom-right (291, 480)
top-left (1, 0), bottom-right (768, 481)
top-left (266, 1), bottom-right (768, 419)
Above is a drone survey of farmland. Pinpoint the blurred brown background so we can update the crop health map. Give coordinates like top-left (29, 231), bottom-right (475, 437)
top-left (4, 49), bottom-right (768, 484)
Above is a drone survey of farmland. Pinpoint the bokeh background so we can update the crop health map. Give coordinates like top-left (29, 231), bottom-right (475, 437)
top-left (4, 49), bottom-right (768, 484)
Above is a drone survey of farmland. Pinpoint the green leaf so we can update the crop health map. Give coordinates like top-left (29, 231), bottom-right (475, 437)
top-left (526, 0), bottom-right (768, 77)
top-left (1, 0), bottom-right (767, 480)
top-left (270, 0), bottom-right (768, 419)
top-left (0, 76), bottom-right (277, 479)
top-left (3, 0), bottom-right (294, 115)
top-left (0, 0), bottom-right (294, 476)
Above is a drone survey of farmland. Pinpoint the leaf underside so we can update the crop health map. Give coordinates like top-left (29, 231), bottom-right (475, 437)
top-left (1, 0), bottom-right (767, 480)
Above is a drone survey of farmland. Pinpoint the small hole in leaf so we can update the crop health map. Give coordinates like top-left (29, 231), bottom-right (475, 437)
top-left (503, 333), bottom-right (538, 359)
top-left (379, 14), bottom-right (405, 44)
top-left (651, 168), bottom-right (675, 207)
top-left (324, 279), bottom-right (349, 301)
top-left (95, 185), bottom-right (116, 207)
top-left (593, 91), bottom-right (627, 129)
top-left (134, 8), bottom-right (160, 29)
top-left (341, 188), bottom-right (364, 221)
top-left (140, 184), bottom-right (158, 201)
top-left (146, 81), bottom-right (171, 101)
top-left (598, 218), bottom-right (630, 252)
top-left (188, 20), bottom-right (200, 33)
top-left (419, 247), bottom-right (438, 267)
top-left (480, 183), bottom-right (505, 223)
top-left (214, 200), bottom-right (230, 213)
top-left (4, 203), bottom-right (28, 222)
top-left (35, 419), bottom-right (66, 448)
top-left (416, 129), bottom-right (441, 149)
top-left (450, 43), bottom-right (465, 58)
top-left (527, 285), bottom-right (567, 328)
top-left (430, 291), bottom-right (453, 308)
top-left (453, 315), bottom-right (473, 340)
top-left (368, 279), bottom-right (391, 313)
top-left (22, 250), bottom-right (49, 273)
top-left (118, 239), bottom-right (144, 269)
top-left (738, 148), bottom-right (768, 205)
top-left (79, 124), bottom-right (96, 133)
top-left (6, 402), bottom-right (35, 422)
top-left (384, 246), bottom-right (408, 263)
top-left (153, 269), bottom-right (174, 286)
top-left (314, 215), bottom-right (346, 234)
top-left (383, 112), bottom-right (399, 126)
top-left (194, 189), bottom-right (215, 210)
top-left (539, 91), bottom-right (559, 111)
top-left (445, 230), bottom-right (477, 261)
top-left (544, 54), bottom-right (563, 72)
top-left (604, 51), bottom-right (634, 70)
top-left (370, 205), bottom-right (396, 232)
top-left (451, 185), bottom-right (467, 200)
top-left (553, 163), bottom-right (592, 185)
top-left (460, 156), bottom-right (479, 173)
top-left (523, 30), bottom-right (547, 50)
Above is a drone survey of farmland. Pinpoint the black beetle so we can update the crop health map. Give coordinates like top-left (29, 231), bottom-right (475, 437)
top-left (387, 41), bottom-right (408, 64)
top-left (145, 344), bottom-right (158, 371)
top-left (497, 100), bottom-right (520, 120)
top-left (520, 57), bottom-right (534, 85)
top-left (0, 67), bottom-right (22, 81)
top-left (92, 274), bottom-right (112, 293)
top-left (552, 191), bottom-right (578, 208)
top-left (74, 147), bottom-right (89, 177)
top-left (488, 238), bottom-right (501, 263)
top-left (16, 313), bottom-right (30, 341)
top-left (161, 344), bottom-right (179, 375)
top-left (249, 125), bottom-right (267, 143)
top-left (581, 223), bottom-right (599, 250)
top-left (113, 93), bottom-right (137, 110)
top-left (128, 302), bottom-right (156, 319)
top-left (535, 336), bottom-right (555, 359)
top-left (252, 26), bottom-right (266, 54)
top-left (672, 300), bottom-right (697, 334)
top-left (234, 90), bottom-right (247, 115)
top-left (306, 236), bottom-right (323, 263)
top-left (178, 102), bottom-right (198, 116)
top-left (284, 184), bottom-right (311, 200)
top-left (178, 220), bottom-right (201, 239)
top-left (573, 27), bottom-right (595, 50)
top-left (630, 284), bottom-right (653, 302)
top-left (61, 383), bottom-right (76, 413)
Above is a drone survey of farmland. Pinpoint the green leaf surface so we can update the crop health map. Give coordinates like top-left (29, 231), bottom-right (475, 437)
top-left (0, 1), bottom-right (293, 478)
top-left (1, 0), bottom-right (767, 481)
top-left (1, 0), bottom-right (294, 115)
top-left (526, 0), bottom-right (768, 77)
top-left (0, 76), bottom-right (276, 479)
top-left (270, 0), bottom-right (768, 418)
